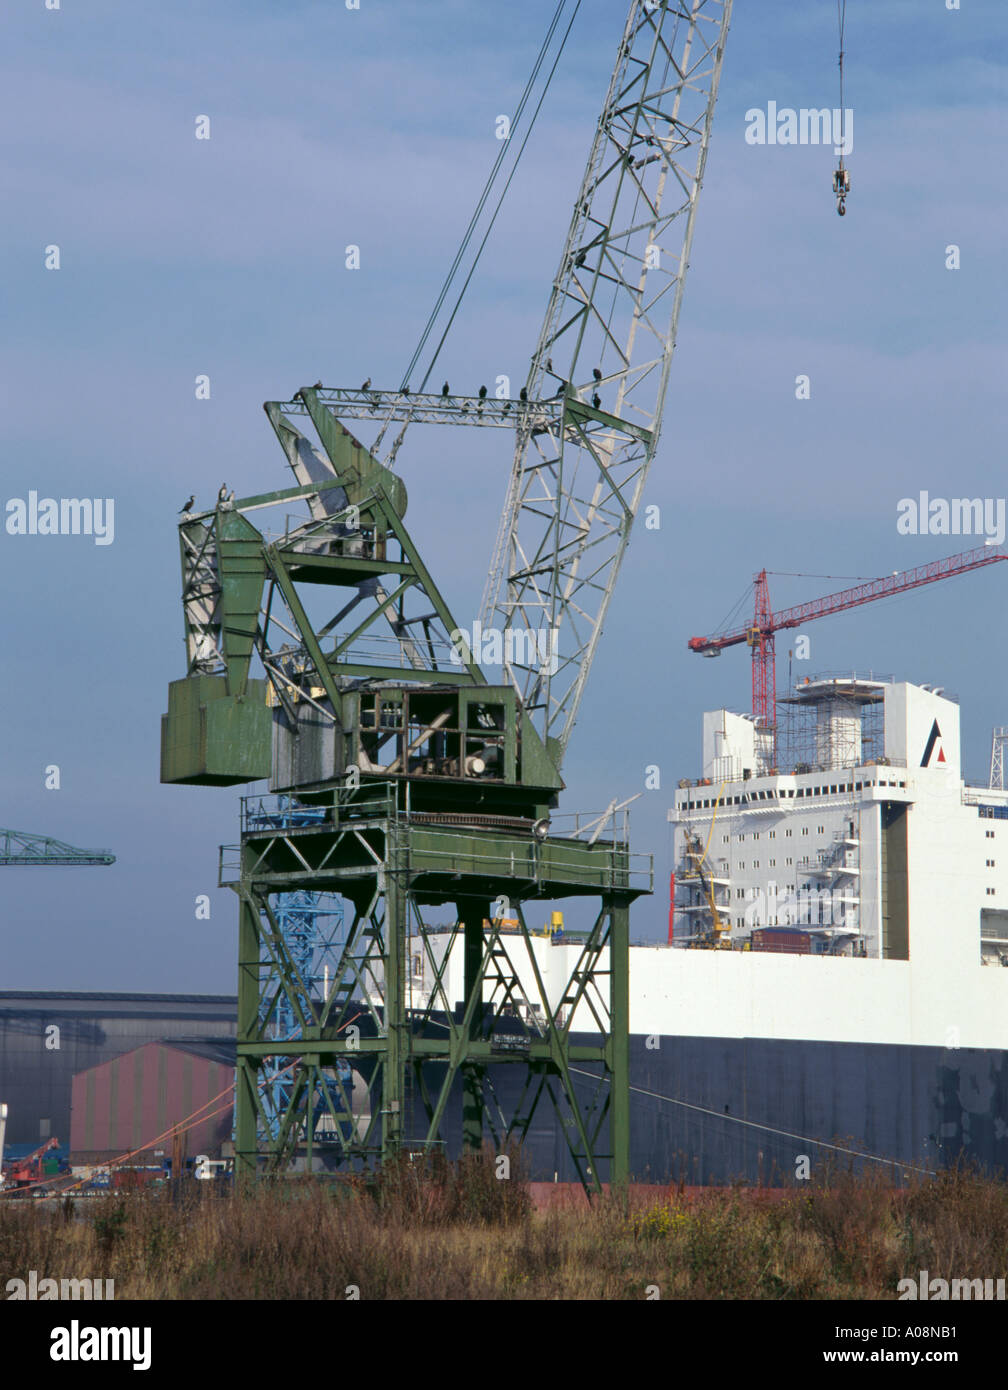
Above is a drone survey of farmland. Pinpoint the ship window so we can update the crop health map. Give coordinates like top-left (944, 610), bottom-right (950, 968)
top-left (786, 857), bottom-right (793, 866)
top-left (987, 860), bottom-right (996, 868)
top-left (785, 829), bottom-right (792, 837)
top-left (987, 888), bottom-right (997, 896)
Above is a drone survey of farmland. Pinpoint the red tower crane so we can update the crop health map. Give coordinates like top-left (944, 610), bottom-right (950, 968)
top-left (688, 545), bottom-right (1008, 761)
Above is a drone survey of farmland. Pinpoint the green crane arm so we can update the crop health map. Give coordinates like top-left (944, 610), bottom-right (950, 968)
top-left (0, 829), bottom-right (115, 866)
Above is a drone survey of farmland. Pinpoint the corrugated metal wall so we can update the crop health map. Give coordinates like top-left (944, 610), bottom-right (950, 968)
top-left (0, 992), bottom-right (235, 1146)
top-left (70, 1041), bottom-right (233, 1161)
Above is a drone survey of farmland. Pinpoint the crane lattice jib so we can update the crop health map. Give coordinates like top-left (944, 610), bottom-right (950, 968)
top-left (688, 546), bottom-right (1008, 655)
top-left (481, 0), bottom-right (733, 760)
top-left (0, 829), bottom-right (115, 866)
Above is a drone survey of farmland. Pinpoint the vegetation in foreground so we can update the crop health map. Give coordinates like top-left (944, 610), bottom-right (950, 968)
top-left (2, 1154), bottom-right (1007, 1300)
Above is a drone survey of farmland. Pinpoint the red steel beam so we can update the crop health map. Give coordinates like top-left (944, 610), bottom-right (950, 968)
top-left (688, 545), bottom-right (1007, 655)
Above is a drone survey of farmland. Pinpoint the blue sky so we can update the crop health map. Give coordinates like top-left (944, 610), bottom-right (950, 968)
top-left (1, 0), bottom-right (1005, 987)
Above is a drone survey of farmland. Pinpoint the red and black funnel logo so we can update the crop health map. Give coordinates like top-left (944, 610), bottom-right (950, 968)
top-left (921, 719), bottom-right (947, 768)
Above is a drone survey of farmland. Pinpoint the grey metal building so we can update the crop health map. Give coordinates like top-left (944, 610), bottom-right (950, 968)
top-left (0, 992), bottom-right (236, 1147)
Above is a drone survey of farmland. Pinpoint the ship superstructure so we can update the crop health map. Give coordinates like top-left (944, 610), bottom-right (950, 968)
top-left (670, 677), bottom-right (1008, 965)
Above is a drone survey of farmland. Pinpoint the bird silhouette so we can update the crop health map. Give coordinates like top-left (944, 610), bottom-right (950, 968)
top-left (360, 378), bottom-right (371, 391)
top-left (226, 488), bottom-right (235, 505)
top-left (218, 483), bottom-right (227, 503)
top-left (311, 380), bottom-right (323, 390)
top-left (519, 388), bottom-right (528, 402)
top-left (592, 393), bottom-right (602, 409)
top-left (554, 383), bottom-right (565, 397)
top-left (593, 367), bottom-right (602, 382)
top-left (442, 382), bottom-right (450, 397)
top-left (546, 358), bottom-right (554, 374)
top-left (179, 495), bottom-right (195, 513)
top-left (478, 384), bottom-right (488, 400)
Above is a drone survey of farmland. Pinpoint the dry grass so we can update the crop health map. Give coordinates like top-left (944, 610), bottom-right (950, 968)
top-left (3, 1156), bottom-right (1007, 1300)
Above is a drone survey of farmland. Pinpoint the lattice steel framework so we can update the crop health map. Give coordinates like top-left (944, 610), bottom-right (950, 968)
top-left (991, 728), bottom-right (1008, 791)
top-left (481, 0), bottom-right (732, 755)
top-left (0, 829), bottom-right (115, 867)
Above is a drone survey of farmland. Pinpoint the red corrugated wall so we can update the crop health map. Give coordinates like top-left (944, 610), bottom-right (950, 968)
top-left (70, 1042), bottom-right (233, 1159)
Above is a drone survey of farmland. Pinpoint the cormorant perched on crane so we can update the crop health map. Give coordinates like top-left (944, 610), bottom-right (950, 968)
top-left (218, 483), bottom-right (228, 504)
top-left (478, 384), bottom-right (488, 400)
top-left (179, 495), bottom-right (195, 514)
top-left (592, 394), bottom-right (602, 410)
top-left (360, 378), bottom-right (371, 391)
top-left (592, 367), bottom-right (602, 382)
top-left (442, 382), bottom-right (450, 397)
top-left (519, 387), bottom-right (528, 402)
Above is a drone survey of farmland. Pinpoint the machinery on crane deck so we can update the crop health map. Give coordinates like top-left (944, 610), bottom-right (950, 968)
top-left (689, 546), bottom-right (1008, 769)
top-left (160, 0), bottom-right (732, 1193)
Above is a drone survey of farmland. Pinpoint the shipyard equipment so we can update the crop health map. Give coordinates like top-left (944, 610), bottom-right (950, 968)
top-left (689, 546), bottom-right (1008, 768)
top-left (2, 1135), bottom-right (61, 1190)
top-left (0, 830), bottom-right (114, 866)
top-left (161, 0), bottom-right (733, 1191)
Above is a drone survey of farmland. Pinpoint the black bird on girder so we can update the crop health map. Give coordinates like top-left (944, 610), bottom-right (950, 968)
top-left (442, 382), bottom-right (450, 397)
top-left (179, 495), bottom-right (195, 513)
top-left (311, 380), bottom-right (323, 390)
top-left (218, 483), bottom-right (228, 504)
top-left (592, 394), bottom-right (602, 409)
top-left (478, 384), bottom-right (488, 400)
top-left (360, 378), bottom-right (371, 391)
top-left (519, 387), bottom-right (528, 401)
top-left (592, 366), bottom-right (602, 382)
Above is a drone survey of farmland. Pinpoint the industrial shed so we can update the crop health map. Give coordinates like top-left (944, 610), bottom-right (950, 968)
top-left (0, 991), bottom-right (236, 1147)
top-left (69, 1039), bottom-right (236, 1165)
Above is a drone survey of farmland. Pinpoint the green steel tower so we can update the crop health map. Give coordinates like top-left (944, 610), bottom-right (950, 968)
top-left (160, 0), bottom-right (731, 1190)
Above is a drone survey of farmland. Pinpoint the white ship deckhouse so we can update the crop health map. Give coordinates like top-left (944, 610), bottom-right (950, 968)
top-left (669, 678), bottom-right (1008, 966)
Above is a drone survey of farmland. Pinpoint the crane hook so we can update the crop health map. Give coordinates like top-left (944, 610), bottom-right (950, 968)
top-left (833, 165), bottom-right (850, 217)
